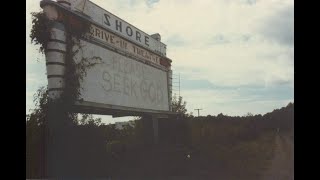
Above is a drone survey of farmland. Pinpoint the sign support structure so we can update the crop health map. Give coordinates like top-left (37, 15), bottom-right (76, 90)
top-left (42, 0), bottom-right (71, 177)
top-left (152, 115), bottom-right (159, 145)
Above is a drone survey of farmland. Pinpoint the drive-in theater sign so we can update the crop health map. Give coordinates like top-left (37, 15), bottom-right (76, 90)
top-left (41, 0), bottom-right (173, 117)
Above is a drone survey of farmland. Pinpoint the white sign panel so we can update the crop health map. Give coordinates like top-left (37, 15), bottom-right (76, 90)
top-left (74, 39), bottom-right (169, 111)
top-left (74, 0), bottom-right (167, 56)
top-left (86, 24), bottom-right (161, 66)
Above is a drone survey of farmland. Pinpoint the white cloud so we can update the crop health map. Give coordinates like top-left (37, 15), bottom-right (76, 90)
top-left (88, 0), bottom-right (293, 89)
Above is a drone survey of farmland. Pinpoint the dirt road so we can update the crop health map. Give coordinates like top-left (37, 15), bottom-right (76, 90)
top-left (261, 133), bottom-right (294, 180)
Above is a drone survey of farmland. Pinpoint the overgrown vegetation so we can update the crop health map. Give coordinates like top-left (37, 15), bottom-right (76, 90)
top-left (30, 12), bottom-right (53, 53)
top-left (28, 8), bottom-right (294, 180)
top-left (27, 86), bottom-right (294, 178)
top-left (28, 10), bottom-right (103, 178)
top-left (30, 11), bottom-right (101, 106)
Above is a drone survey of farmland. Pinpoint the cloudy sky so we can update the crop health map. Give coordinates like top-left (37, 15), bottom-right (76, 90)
top-left (26, 0), bottom-right (294, 123)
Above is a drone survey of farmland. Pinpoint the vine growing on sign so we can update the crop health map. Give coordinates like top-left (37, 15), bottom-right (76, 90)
top-left (28, 9), bottom-right (106, 178)
top-left (30, 10), bottom-right (102, 107)
top-left (30, 12), bottom-right (53, 54)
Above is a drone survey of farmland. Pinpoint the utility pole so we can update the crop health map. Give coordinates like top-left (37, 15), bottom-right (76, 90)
top-left (194, 108), bottom-right (202, 117)
top-left (178, 73), bottom-right (180, 98)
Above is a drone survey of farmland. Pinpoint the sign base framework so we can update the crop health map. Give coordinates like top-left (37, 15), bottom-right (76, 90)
top-left (72, 101), bottom-right (177, 118)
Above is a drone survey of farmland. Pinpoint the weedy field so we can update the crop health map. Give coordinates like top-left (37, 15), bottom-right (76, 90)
top-left (26, 103), bottom-right (293, 179)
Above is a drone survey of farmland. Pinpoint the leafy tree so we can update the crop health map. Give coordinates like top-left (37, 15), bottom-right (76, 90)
top-left (27, 86), bottom-right (49, 125)
top-left (171, 94), bottom-right (190, 117)
top-left (79, 114), bottom-right (103, 126)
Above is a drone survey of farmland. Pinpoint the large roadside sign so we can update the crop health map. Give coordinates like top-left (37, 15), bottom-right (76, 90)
top-left (41, 0), bottom-right (173, 116)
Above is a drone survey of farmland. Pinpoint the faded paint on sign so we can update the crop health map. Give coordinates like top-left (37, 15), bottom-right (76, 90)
top-left (85, 24), bottom-right (161, 65)
top-left (74, 39), bottom-right (169, 111)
